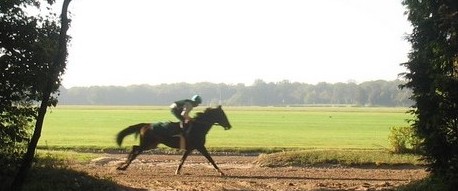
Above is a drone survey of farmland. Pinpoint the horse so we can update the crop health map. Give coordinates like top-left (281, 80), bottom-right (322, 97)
top-left (116, 105), bottom-right (232, 176)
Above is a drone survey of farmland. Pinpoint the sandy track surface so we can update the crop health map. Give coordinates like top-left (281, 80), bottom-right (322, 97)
top-left (69, 153), bottom-right (427, 191)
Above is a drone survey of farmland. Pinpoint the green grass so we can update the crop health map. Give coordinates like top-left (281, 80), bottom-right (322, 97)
top-left (35, 150), bottom-right (97, 164)
top-left (39, 106), bottom-right (412, 151)
top-left (255, 149), bottom-right (424, 167)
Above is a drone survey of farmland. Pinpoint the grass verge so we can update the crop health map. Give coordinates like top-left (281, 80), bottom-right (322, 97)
top-left (37, 145), bottom-right (314, 155)
top-left (254, 149), bottom-right (425, 167)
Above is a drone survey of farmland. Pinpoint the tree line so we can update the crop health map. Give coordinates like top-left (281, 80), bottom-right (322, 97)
top-left (59, 79), bottom-right (413, 107)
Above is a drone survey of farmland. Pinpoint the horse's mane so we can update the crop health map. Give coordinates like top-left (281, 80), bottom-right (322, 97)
top-left (193, 107), bottom-right (213, 120)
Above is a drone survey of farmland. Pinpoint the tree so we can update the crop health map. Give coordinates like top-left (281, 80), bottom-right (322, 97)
top-left (1, 0), bottom-right (53, 187)
top-left (0, 0), bottom-right (72, 189)
top-left (401, 0), bottom-right (458, 186)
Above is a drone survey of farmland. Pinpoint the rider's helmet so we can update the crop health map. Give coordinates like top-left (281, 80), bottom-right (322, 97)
top-left (191, 95), bottom-right (202, 105)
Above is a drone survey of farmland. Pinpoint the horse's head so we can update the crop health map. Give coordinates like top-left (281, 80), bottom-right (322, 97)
top-left (204, 105), bottom-right (232, 130)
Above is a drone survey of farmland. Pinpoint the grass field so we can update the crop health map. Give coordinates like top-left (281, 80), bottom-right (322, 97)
top-left (39, 106), bottom-right (412, 151)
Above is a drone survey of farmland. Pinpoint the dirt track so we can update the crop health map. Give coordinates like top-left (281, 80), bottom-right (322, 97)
top-left (70, 153), bottom-right (427, 191)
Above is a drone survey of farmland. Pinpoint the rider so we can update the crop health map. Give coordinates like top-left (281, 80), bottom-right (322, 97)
top-left (170, 95), bottom-right (202, 130)
top-left (170, 95), bottom-right (202, 149)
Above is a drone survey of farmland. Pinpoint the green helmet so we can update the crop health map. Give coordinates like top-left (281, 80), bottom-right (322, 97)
top-left (191, 95), bottom-right (202, 104)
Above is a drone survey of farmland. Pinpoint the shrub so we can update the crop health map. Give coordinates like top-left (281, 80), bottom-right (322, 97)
top-left (0, 115), bottom-right (33, 189)
top-left (388, 126), bottom-right (422, 154)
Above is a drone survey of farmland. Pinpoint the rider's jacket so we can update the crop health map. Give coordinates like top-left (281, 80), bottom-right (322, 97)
top-left (170, 99), bottom-right (194, 121)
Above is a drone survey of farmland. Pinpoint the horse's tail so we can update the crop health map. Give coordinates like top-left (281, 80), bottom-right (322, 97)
top-left (116, 123), bottom-right (148, 146)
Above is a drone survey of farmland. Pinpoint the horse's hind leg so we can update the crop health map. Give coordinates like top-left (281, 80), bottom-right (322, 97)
top-left (198, 147), bottom-right (225, 176)
top-left (117, 145), bottom-right (143, 170)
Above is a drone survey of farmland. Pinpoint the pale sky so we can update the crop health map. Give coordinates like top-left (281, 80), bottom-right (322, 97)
top-left (62, 0), bottom-right (412, 88)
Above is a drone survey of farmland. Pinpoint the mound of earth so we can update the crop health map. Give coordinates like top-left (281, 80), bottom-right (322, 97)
top-left (69, 153), bottom-right (427, 191)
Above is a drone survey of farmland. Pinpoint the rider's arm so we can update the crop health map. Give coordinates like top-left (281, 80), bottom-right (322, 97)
top-left (181, 102), bottom-right (193, 122)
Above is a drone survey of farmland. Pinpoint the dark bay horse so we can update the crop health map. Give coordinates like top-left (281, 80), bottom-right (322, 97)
top-left (116, 105), bottom-right (232, 176)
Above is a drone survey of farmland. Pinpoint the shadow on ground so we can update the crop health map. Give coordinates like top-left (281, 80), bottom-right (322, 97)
top-left (11, 167), bottom-right (145, 191)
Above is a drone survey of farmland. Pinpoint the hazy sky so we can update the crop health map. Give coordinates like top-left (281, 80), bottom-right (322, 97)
top-left (62, 0), bottom-right (412, 88)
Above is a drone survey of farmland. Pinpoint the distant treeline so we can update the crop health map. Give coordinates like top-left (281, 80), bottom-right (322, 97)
top-left (58, 79), bottom-right (413, 107)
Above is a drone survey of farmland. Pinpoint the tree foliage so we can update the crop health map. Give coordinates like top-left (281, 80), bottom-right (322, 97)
top-left (0, 0), bottom-right (65, 188)
top-left (401, 0), bottom-right (458, 185)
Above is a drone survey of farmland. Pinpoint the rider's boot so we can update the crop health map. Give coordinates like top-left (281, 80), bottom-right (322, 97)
top-left (179, 121), bottom-right (193, 150)
top-left (179, 121), bottom-right (186, 150)
top-left (172, 122), bottom-right (186, 150)
top-left (178, 134), bottom-right (185, 150)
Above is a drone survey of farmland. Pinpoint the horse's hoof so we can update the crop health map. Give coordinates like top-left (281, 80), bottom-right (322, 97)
top-left (117, 166), bottom-right (127, 171)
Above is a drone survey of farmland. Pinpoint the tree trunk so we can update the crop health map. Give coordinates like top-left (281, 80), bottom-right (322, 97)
top-left (10, 0), bottom-right (72, 190)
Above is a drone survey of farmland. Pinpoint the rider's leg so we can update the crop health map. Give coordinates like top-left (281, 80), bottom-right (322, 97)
top-left (184, 122), bottom-right (192, 136)
top-left (171, 108), bottom-right (185, 123)
top-left (179, 120), bottom-right (186, 150)
top-left (171, 108), bottom-right (186, 149)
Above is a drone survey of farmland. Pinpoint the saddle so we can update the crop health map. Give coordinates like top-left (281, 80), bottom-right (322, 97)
top-left (150, 122), bottom-right (181, 137)
top-left (150, 121), bottom-right (188, 149)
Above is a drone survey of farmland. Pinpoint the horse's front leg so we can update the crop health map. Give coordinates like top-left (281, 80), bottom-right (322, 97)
top-left (198, 147), bottom-right (225, 176)
top-left (175, 149), bottom-right (192, 175)
top-left (117, 145), bottom-right (142, 170)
